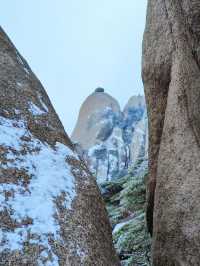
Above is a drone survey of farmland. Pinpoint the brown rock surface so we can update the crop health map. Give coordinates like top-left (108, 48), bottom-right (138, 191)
top-left (143, 0), bottom-right (200, 265)
top-left (72, 89), bottom-right (121, 150)
top-left (0, 27), bottom-right (119, 265)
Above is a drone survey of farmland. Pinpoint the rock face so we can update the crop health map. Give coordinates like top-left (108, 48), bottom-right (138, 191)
top-left (143, 1), bottom-right (200, 265)
top-left (0, 27), bottom-right (120, 265)
top-left (72, 90), bottom-right (147, 183)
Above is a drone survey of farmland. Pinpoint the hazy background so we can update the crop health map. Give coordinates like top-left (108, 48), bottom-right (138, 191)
top-left (0, 1), bottom-right (147, 133)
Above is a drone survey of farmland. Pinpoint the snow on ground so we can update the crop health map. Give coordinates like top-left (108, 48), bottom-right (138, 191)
top-left (28, 101), bottom-right (47, 116)
top-left (37, 93), bottom-right (49, 113)
top-left (112, 220), bottom-right (132, 235)
top-left (0, 115), bottom-right (77, 264)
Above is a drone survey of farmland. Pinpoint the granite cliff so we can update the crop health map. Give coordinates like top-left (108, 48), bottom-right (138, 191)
top-left (143, 0), bottom-right (200, 264)
top-left (0, 27), bottom-right (119, 265)
top-left (72, 88), bottom-right (148, 184)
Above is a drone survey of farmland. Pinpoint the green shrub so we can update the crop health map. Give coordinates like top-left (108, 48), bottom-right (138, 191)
top-left (101, 167), bottom-right (151, 265)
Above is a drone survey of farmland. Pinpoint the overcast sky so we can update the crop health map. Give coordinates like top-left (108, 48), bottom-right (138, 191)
top-left (0, 1), bottom-right (147, 134)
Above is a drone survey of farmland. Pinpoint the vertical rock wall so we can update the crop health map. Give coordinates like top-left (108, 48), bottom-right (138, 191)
top-left (143, 1), bottom-right (200, 265)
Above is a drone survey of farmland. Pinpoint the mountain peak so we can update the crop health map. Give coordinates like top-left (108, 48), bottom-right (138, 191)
top-left (123, 95), bottom-right (146, 114)
top-left (72, 91), bottom-right (148, 183)
top-left (71, 89), bottom-right (120, 149)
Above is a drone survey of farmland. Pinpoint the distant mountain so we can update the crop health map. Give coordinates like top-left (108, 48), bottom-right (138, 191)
top-left (72, 88), bottom-right (148, 183)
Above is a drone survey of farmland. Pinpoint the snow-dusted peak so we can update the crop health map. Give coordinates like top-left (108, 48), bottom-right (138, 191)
top-left (72, 92), bottom-right (148, 184)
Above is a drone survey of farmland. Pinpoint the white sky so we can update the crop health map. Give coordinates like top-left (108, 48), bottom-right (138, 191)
top-left (0, 1), bottom-right (147, 134)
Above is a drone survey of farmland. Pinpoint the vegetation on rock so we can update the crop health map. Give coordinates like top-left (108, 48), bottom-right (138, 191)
top-left (101, 161), bottom-right (151, 265)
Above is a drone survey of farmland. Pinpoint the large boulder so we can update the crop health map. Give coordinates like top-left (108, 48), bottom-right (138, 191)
top-left (72, 91), bottom-right (147, 183)
top-left (0, 26), bottom-right (119, 266)
top-left (143, 0), bottom-right (200, 264)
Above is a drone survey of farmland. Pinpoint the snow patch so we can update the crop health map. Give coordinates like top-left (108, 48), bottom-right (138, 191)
top-left (113, 220), bottom-right (132, 234)
top-left (0, 116), bottom-right (77, 260)
top-left (38, 94), bottom-right (49, 112)
top-left (16, 54), bottom-right (24, 66)
top-left (17, 81), bottom-right (23, 88)
top-left (15, 53), bottom-right (30, 75)
top-left (28, 101), bottom-right (46, 116)
top-left (24, 67), bottom-right (30, 75)
top-left (14, 109), bottom-right (21, 115)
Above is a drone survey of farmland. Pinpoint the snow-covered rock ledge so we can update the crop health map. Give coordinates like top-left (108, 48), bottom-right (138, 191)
top-left (0, 116), bottom-right (76, 258)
